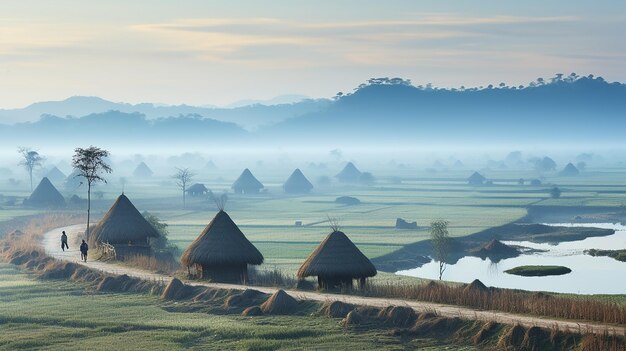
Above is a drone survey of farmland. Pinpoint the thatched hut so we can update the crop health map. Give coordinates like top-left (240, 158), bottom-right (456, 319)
top-left (335, 162), bottom-right (362, 183)
top-left (89, 194), bottom-right (160, 258)
top-left (65, 170), bottom-right (86, 190)
top-left (297, 231), bottom-right (376, 289)
top-left (23, 177), bottom-right (66, 208)
top-left (468, 171), bottom-right (486, 185)
top-left (181, 210), bottom-right (264, 283)
top-left (559, 163), bottom-right (579, 176)
top-left (133, 161), bottom-right (153, 177)
top-left (186, 183), bottom-right (209, 197)
top-left (283, 168), bottom-right (313, 194)
top-left (232, 168), bottom-right (264, 194)
top-left (44, 166), bottom-right (66, 185)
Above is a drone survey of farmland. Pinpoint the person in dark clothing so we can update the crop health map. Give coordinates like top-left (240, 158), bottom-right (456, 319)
top-left (79, 240), bottom-right (88, 262)
top-left (61, 231), bottom-right (69, 251)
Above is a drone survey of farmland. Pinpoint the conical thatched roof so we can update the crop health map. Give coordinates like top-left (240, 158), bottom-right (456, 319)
top-left (283, 168), bottom-right (313, 193)
top-left (24, 177), bottom-right (65, 208)
top-left (181, 210), bottom-right (264, 267)
top-left (232, 168), bottom-right (264, 193)
top-left (44, 166), bottom-right (66, 184)
top-left (89, 194), bottom-right (159, 245)
top-left (65, 170), bottom-right (86, 189)
top-left (133, 161), bottom-right (153, 177)
top-left (297, 231), bottom-right (377, 279)
top-left (559, 163), bottom-right (579, 176)
top-left (335, 162), bottom-right (362, 183)
top-left (468, 171), bottom-right (486, 184)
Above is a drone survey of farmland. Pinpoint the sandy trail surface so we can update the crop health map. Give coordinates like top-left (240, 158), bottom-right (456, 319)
top-left (43, 224), bottom-right (623, 334)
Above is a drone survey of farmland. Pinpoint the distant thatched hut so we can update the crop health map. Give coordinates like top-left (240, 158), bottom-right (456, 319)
top-left (133, 162), bottom-right (153, 177)
top-left (232, 168), bottom-right (264, 194)
top-left (335, 162), bottom-right (362, 183)
top-left (186, 183), bottom-right (209, 197)
top-left (297, 231), bottom-right (377, 289)
top-left (181, 210), bottom-right (264, 283)
top-left (468, 171), bottom-right (486, 185)
top-left (65, 170), bottom-right (86, 190)
top-left (559, 163), bottom-right (579, 176)
top-left (44, 166), bottom-right (67, 185)
top-left (23, 177), bottom-right (66, 208)
top-left (89, 194), bottom-right (160, 258)
top-left (283, 168), bottom-right (313, 194)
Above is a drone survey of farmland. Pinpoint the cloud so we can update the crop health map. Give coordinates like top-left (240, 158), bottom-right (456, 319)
top-left (128, 14), bottom-right (583, 67)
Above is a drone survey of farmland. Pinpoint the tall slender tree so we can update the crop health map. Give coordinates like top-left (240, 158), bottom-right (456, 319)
top-left (172, 167), bottom-right (194, 209)
top-left (72, 146), bottom-right (112, 240)
top-left (18, 147), bottom-right (44, 191)
top-left (430, 219), bottom-right (450, 280)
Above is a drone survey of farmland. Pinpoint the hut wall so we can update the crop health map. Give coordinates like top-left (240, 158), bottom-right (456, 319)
top-left (318, 275), bottom-right (354, 290)
top-left (201, 263), bottom-right (249, 283)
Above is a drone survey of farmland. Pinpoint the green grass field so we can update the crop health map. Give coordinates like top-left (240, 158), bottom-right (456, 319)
top-left (0, 263), bottom-right (472, 351)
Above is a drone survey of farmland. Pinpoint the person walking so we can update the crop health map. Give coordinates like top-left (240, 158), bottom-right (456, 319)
top-left (61, 231), bottom-right (69, 251)
top-left (79, 240), bottom-right (89, 262)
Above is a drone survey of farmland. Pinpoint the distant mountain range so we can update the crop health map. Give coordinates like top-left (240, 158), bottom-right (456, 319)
top-left (0, 75), bottom-right (624, 149)
top-left (0, 95), bottom-right (328, 130)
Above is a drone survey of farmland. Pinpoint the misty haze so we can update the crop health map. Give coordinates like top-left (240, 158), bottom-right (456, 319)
top-left (1, 2), bottom-right (625, 351)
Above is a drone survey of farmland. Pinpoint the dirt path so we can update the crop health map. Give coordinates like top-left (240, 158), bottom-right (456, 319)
top-left (44, 225), bottom-right (623, 334)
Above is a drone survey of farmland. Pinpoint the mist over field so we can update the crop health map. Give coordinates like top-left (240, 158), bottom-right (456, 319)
top-left (2, 2), bottom-right (626, 350)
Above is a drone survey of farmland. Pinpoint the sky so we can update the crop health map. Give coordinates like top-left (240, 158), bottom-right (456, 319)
top-left (0, 0), bottom-right (624, 108)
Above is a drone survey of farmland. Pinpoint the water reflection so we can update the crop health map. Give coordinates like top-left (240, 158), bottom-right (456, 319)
top-left (397, 223), bottom-right (626, 294)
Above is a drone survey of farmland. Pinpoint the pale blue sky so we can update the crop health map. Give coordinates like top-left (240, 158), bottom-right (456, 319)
top-left (0, 0), bottom-right (624, 108)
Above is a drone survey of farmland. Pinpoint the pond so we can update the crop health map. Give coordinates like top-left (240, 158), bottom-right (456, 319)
top-left (396, 223), bottom-right (626, 294)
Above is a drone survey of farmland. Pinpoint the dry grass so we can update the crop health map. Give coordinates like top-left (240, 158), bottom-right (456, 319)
top-left (122, 253), bottom-right (179, 274)
top-left (363, 280), bottom-right (626, 325)
top-left (248, 267), bottom-right (297, 287)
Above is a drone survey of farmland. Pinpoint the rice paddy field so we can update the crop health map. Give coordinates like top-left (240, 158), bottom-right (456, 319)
top-left (3, 167), bottom-right (626, 277)
top-left (0, 263), bottom-right (471, 351)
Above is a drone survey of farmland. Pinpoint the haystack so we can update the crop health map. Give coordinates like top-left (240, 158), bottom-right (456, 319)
top-left (23, 177), bottom-right (65, 208)
top-left (44, 166), bottom-right (66, 184)
top-left (232, 168), bottom-right (264, 194)
top-left (297, 231), bottom-right (377, 289)
top-left (322, 301), bottom-right (355, 318)
top-left (463, 279), bottom-right (490, 294)
top-left (133, 161), bottom-right (153, 177)
top-left (225, 289), bottom-right (265, 308)
top-left (186, 183), bottom-right (209, 197)
top-left (260, 289), bottom-right (299, 315)
top-left (283, 168), bottom-right (313, 194)
top-left (559, 163), bottom-right (579, 176)
top-left (335, 162), bottom-right (361, 183)
top-left (180, 210), bottom-right (264, 283)
top-left (378, 306), bottom-right (418, 327)
top-left (89, 194), bottom-right (159, 258)
top-left (468, 171), bottom-right (486, 185)
top-left (241, 306), bottom-right (264, 316)
top-left (161, 278), bottom-right (198, 300)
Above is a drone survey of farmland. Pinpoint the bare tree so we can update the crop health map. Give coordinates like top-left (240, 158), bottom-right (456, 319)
top-left (72, 146), bottom-right (112, 240)
top-left (18, 147), bottom-right (45, 191)
top-left (430, 219), bottom-right (450, 280)
top-left (172, 167), bottom-right (194, 209)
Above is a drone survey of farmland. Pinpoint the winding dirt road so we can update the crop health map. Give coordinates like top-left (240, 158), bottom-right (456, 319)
top-left (43, 225), bottom-right (623, 334)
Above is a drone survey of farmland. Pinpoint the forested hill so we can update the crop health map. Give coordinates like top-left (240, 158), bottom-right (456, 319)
top-left (265, 75), bottom-right (626, 143)
top-left (0, 74), bottom-right (624, 148)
